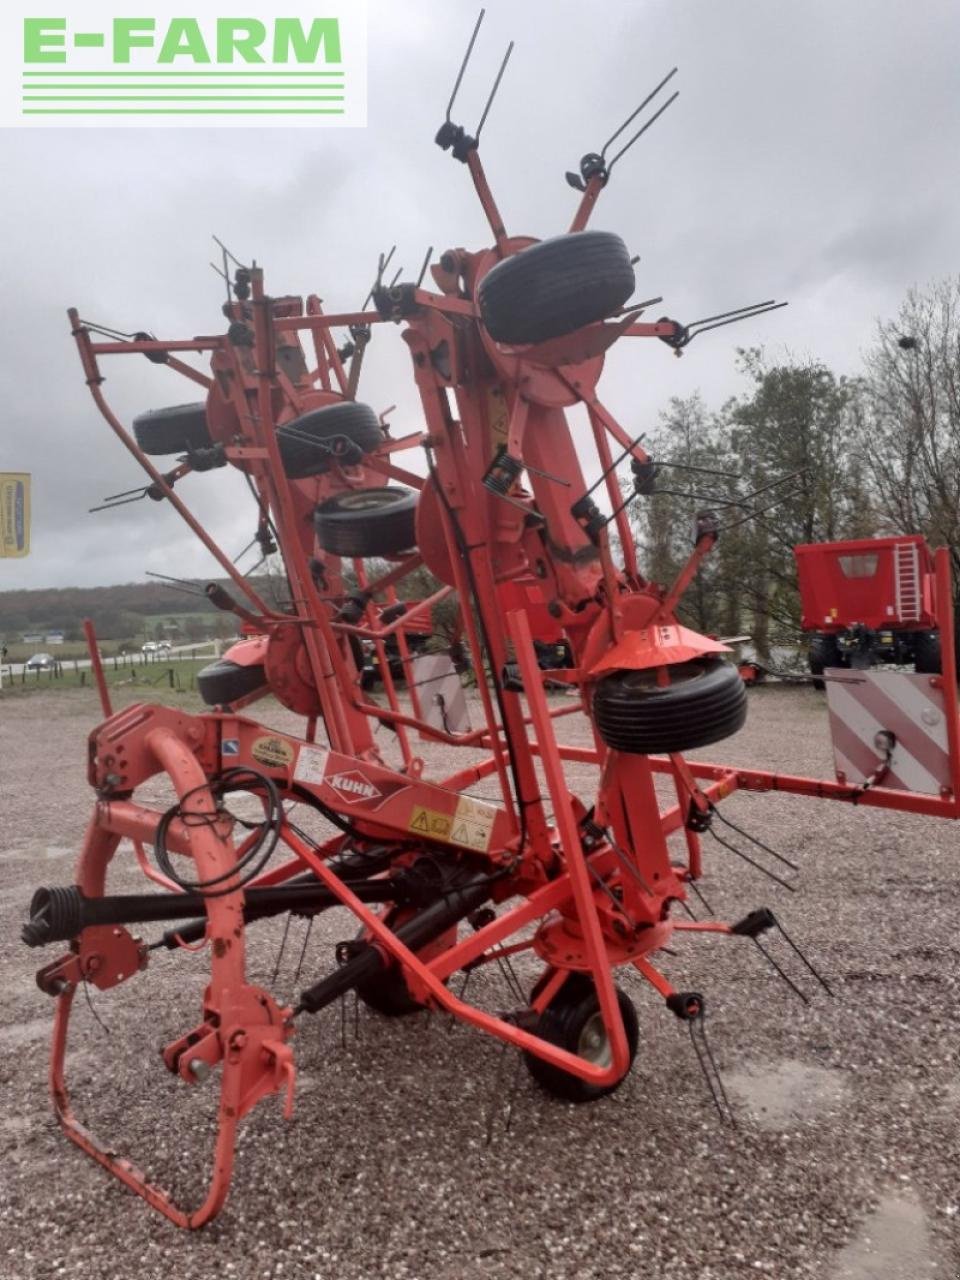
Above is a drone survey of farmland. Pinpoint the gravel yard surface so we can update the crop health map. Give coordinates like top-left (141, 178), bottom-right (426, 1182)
top-left (1, 685), bottom-right (958, 1279)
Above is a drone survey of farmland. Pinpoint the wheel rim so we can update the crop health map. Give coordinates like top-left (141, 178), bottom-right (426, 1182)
top-left (336, 490), bottom-right (399, 513)
top-left (577, 1011), bottom-right (612, 1068)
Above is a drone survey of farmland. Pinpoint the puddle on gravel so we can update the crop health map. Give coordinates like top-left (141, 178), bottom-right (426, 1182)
top-left (829, 1194), bottom-right (941, 1279)
top-left (723, 1058), bottom-right (849, 1128)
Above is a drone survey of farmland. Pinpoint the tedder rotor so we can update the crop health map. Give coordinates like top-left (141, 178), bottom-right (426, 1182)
top-left (21, 14), bottom-right (960, 1228)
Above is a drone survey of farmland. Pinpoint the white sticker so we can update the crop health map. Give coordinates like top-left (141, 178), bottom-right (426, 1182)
top-left (293, 745), bottom-right (330, 785)
top-left (450, 794), bottom-right (498, 852)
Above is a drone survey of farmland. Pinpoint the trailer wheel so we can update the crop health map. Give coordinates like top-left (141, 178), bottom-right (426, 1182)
top-left (913, 630), bottom-right (941, 674)
top-left (808, 633), bottom-right (844, 689)
top-left (592, 659), bottom-right (747, 755)
top-left (196, 658), bottom-right (268, 706)
top-left (524, 974), bottom-right (639, 1103)
top-left (478, 231), bottom-right (636, 345)
top-left (276, 401), bottom-right (383, 479)
top-left (314, 487), bottom-right (418, 557)
top-left (132, 402), bottom-right (212, 455)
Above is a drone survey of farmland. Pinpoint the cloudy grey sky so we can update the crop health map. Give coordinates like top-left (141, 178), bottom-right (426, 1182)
top-left (1, 0), bottom-right (957, 591)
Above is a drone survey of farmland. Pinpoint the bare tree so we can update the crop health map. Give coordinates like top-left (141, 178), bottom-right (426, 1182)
top-left (859, 276), bottom-right (960, 587)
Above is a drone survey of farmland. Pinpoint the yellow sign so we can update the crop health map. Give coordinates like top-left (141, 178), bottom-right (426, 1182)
top-left (408, 795), bottom-right (497, 852)
top-left (0, 473), bottom-right (30, 558)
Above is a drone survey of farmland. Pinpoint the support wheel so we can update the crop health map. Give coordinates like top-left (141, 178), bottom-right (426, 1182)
top-left (314, 487), bottom-right (417, 557)
top-left (132, 403), bottom-right (212, 455)
top-left (478, 231), bottom-right (635, 345)
top-left (524, 974), bottom-right (639, 1103)
top-left (592, 659), bottom-right (746, 755)
top-left (276, 401), bottom-right (384, 479)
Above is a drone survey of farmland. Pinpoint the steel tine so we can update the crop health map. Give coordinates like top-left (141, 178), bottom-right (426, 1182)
top-left (476, 40), bottom-right (514, 138)
top-left (601, 67), bottom-right (678, 158)
top-left (607, 90), bottom-right (679, 172)
top-left (446, 9), bottom-right (485, 122)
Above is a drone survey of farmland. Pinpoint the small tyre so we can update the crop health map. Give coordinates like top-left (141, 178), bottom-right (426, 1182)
top-left (913, 630), bottom-right (942, 674)
top-left (276, 401), bottom-right (383, 479)
top-left (197, 658), bottom-right (268, 706)
top-left (478, 230), bottom-right (636, 346)
top-left (524, 974), bottom-right (639, 1103)
top-left (592, 658), bottom-right (747, 755)
top-left (314, 487), bottom-right (417, 558)
top-left (132, 403), bottom-right (212, 456)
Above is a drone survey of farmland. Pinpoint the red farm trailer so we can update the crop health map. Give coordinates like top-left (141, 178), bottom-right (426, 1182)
top-left (794, 534), bottom-right (951, 677)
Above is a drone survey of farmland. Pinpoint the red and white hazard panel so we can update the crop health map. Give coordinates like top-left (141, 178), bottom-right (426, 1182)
top-left (825, 669), bottom-right (951, 795)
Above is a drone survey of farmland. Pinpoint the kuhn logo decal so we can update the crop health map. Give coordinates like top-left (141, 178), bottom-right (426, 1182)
top-left (326, 769), bottom-right (381, 804)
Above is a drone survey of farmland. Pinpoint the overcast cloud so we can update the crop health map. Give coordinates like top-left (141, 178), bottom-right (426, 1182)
top-left (1, 0), bottom-right (958, 590)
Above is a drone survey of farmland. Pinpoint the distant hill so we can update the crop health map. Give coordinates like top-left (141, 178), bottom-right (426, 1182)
top-left (0, 576), bottom-right (282, 643)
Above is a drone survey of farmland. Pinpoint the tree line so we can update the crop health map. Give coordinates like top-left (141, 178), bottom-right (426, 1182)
top-left (628, 276), bottom-right (960, 658)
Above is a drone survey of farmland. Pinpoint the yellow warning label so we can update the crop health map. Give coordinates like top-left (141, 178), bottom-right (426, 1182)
top-left (251, 735), bottom-right (295, 769)
top-left (408, 805), bottom-right (453, 840)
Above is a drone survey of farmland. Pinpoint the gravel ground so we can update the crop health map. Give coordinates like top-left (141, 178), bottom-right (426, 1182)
top-left (1, 685), bottom-right (958, 1279)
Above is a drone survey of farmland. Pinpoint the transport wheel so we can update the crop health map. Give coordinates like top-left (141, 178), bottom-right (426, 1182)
top-left (524, 974), bottom-right (639, 1103)
top-left (913, 630), bottom-right (942, 674)
top-left (314, 487), bottom-right (418, 557)
top-left (477, 230), bottom-right (635, 345)
top-left (808, 632), bottom-right (844, 689)
top-left (197, 657), bottom-right (268, 706)
top-left (592, 658), bottom-right (746, 755)
top-left (276, 401), bottom-right (383, 479)
top-left (132, 402), bottom-right (212, 455)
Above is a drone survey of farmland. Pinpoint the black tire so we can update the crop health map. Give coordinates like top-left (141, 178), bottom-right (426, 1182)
top-left (132, 403), bottom-right (212, 456)
top-left (478, 231), bottom-right (635, 346)
top-left (197, 658), bottom-right (267, 706)
top-left (524, 974), bottom-right (639, 1103)
top-left (276, 401), bottom-right (383, 479)
top-left (808, 632), bottom-right (846, 689)
top-left (592, 659), bottom-right (746, 755)
top-left (314, 487), bottom-right (417, 558)
top-left (355, 965), bottom-right (421, 1017)
top-left (913, 630), bottom-right (941, 674)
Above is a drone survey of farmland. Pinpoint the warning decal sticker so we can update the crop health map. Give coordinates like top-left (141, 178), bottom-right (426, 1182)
top-left (407, 795), bottom-right (498, 851)
top-left (293, 745), bottom-right (330, 786)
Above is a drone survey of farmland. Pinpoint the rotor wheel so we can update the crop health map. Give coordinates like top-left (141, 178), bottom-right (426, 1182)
top-left (314, 487), bottom-right (418, 557)
top-left (354, 908), bottom-right (456, 1017)
top-left (592, 658), bottom-right (747, 755)
top-left (132, 402), bottom-right (212, 456)
top-left (524, 973), bottom-right (639, 1103)
top-left (276, 401), bottom-right (384, 479)
top-left (477, 231), bottom-right (635, 346)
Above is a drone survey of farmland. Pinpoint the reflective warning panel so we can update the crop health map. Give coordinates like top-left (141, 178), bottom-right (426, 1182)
top-left (825, 669), bottom-right (951, 795)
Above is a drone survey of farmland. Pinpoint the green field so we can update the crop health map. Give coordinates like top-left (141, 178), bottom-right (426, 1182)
top-left (2, 657), bottom-right (213, 704)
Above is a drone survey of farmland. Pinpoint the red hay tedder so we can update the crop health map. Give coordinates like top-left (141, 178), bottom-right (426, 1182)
top-left (21, 16), bottom-right (960, 1228)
